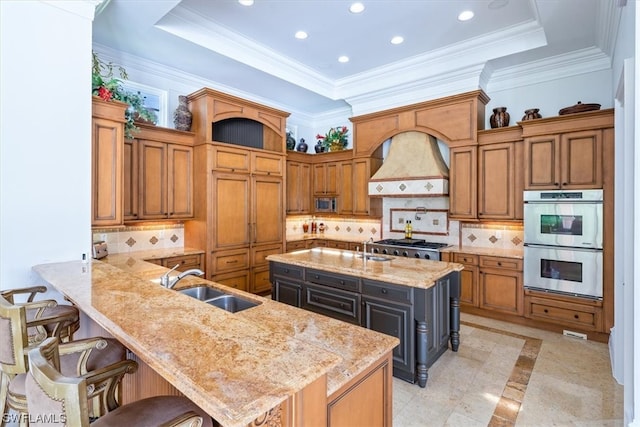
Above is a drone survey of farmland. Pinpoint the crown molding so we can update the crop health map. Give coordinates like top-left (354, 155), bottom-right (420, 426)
top-left (156, 5), bottom-right (336, 98)
top-left (487, 47), bottom-right (611, 92)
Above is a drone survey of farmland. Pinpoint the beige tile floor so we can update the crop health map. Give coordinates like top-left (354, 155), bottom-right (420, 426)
top-left (393, 312), bottom-right (624, 426)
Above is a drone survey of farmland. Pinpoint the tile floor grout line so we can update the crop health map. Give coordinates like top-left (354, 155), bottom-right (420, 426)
top-left (461, 321), bottom-right (543, 426)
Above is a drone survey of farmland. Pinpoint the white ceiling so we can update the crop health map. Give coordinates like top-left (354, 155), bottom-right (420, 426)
top-left (92, 0), bottom-right (616, 117)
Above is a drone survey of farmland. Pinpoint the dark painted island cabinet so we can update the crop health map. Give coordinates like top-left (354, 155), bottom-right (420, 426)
top-left (270, 261), bottom-right (460, 387)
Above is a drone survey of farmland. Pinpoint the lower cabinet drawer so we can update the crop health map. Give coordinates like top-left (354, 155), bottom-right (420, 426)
top-left (211, 249), bottom-right (250, 273)
top-left (303, 283), bottom-right (360, 325)
top-left (305, 269), bottom-right (359, 292)
top-left (362, 279), bottom-right (413, 304)
top-left (270, 262), bottom-right (303, 281)
top-left (525, 295), bottom-right (602, 331)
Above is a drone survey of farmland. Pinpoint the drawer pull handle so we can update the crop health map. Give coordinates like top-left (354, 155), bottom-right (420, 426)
top-left (340, 280), bottom-right (345, 285)
top-left (381, 289), bottom-right (388, 294)
top-left (226, 260), bottom-right (238, 264)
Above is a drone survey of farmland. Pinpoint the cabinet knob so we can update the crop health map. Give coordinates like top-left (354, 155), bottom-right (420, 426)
top-left (544, 309), bottom-right (549, 313)
top-left (381, 288), bottom-right (388, 294)
top-left (339, 280), bottom-right (345, 285)
top-left (497, 262), bottom-right (502, 266)
top-left (284, 268), bottom-right (289, 273)
top-left (554, 182), bottom-right (559, 186)
top-left (315, 275), bottom-right (319, 279)
top-left (563, 182), bottom-right (568, 186)
top-left (574, 314), bottom-right (579, 319)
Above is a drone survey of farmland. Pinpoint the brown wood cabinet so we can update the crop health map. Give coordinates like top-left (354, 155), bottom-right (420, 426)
top-left (448, 253), bottom-right (479, 307)
top-left (524, 289), bottom-right (603, 332)
top-left (313, 162), bottom-right (339, 195)
top-left (448, 146), bottom-right (477, 220)
top-left (478, 256), bottom-right (523, 315)
top-left (477, 127), bottom-right (524, 220)
top-left (338, 160), bottom-right (354, 214)
top-left (91, 97), bottom-right (127, 227)
top-left (445, 251), bottom-right (523, 316)
top-left (124, 125), bottom-right (194, 222)
top-left (286, 154), bottom-right (311, 214)
top-left (352, 157), bottom-right (383, 216)
top-left (523, 131), bottom-right (602, 190)
top-left (521, 111), bottom-right (611, 190)
top-left (185, 89), bottom-right (288, 295)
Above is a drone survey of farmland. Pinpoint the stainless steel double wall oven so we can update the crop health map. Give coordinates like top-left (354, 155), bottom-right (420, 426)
top-left (523, 189), bottom-right (603, 299)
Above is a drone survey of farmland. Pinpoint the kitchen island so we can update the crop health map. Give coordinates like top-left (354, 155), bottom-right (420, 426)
top-left (33, 254), bottom-right (399, 427)
top-left (267, 248), bottom-right (464, 387)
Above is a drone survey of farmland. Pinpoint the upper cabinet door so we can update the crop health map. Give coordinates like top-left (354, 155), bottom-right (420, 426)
top-left (167, 144), bottom-right (193, 218)
top-left (449, 146), bottom-right (477, 220)
top-left (560, 130), bottom-right (602, 189)
top-left (524, 130), bottom-right (602, 190)
top-left (139, 140), bottom-right (168, 220)
top-left (91, 116), bottom-right (124, 227)
top-left (478, 142), bottom-right (516, 220)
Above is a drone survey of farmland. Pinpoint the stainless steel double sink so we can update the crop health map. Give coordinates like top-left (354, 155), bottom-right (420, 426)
top-left (177, 286), bottom-right (261, 313)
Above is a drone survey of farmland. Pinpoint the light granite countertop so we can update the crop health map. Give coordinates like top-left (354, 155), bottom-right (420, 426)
top-left (267, 247), bottom-right (464, 289)
top-left (32, 251), bottom-right (398, 427)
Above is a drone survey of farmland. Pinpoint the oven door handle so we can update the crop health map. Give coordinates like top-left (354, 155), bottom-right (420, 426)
top-left (524, 243), bottom-right (603, 252)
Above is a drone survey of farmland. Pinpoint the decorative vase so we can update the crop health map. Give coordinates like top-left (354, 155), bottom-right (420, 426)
top-left (489, 107), bottom-right (510, 128)
top-left (173, 95), bottom-right (192, 131)
top-left (286, 133), bottom-right (296, 150)
top-left (522, 108), bottom-right (542, 121)
top-left (296, 138), bottom-right (308, 153)
top-left (314, 140), bottom-right (324, 153)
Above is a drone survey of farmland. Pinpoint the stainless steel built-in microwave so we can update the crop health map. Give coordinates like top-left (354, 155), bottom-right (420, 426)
top-left (315, 197), bottom-right (337, 213)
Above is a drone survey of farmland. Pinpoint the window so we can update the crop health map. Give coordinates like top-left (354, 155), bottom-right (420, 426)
top-left (120, 81), bottom-right (167, 127)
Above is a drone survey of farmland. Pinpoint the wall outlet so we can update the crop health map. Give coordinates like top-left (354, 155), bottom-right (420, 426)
top-left (99, 233), bottom-right (107, 242)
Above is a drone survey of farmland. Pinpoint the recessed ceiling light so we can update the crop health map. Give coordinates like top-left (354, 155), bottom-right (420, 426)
top-left (238, 0), bottom-right (254, 6)
top-left (295, 31), bottom-right (308, 39)
top-left (391, 36), bottom-right (404, 45)
top-left (349, 2), bottom-right (365, 13)
top-left (338, 56), bottom-right (350, 63)
top-left (458, 10), bottom-right (474, 21)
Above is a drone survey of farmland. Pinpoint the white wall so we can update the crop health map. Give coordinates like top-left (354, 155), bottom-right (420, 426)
top-left (486, 69), bottom-right (613, 128)
top-left (609, 1), bottom-right (638, 425)
top-left (0, 1), bottom-right (94, 297)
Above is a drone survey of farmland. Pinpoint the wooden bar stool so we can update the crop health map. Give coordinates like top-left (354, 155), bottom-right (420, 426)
top-left (0, 295), bottom-right (135, 426)
top-left (26, 337), bottom-right (214, 427)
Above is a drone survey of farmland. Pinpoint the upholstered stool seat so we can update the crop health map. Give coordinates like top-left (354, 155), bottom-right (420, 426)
top-left (2, 286), bottom-right (80, 343)
top-left (27, 338), bottom-right (213, 427)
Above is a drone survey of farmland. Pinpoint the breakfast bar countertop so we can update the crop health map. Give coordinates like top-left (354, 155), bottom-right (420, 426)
top-left (32, 255), bottom-right (398, 427)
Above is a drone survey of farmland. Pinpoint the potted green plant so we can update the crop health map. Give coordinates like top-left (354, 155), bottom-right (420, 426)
top-left (92, 52), bottom-right (157, 138)
top-left (316, 126), bottom-right (349, 151)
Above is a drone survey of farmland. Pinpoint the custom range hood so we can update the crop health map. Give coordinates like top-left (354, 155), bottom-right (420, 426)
top-left (368, 131), bottom-right (449, 197)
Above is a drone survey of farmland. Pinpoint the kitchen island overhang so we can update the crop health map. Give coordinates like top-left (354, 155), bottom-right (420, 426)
top-left (32, 256), bottom-right (399, 427)
top-left (267, 248), bottom-right (464, 387)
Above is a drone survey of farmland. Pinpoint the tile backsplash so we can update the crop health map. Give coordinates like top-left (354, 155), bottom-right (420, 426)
top-left (286, 216), bottom-right (381, 241)
top-left (92, 224), bottom-right (185, 254)
top-left (459, 222), bottom-right (524, 249)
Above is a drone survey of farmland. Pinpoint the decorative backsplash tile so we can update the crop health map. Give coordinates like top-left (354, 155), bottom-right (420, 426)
top-left (286, 216), bottom-right (381, 241)
top-left (92, 224), bottom-right (185, 254)
top-left (460, 222), bottom-right (524, 249)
